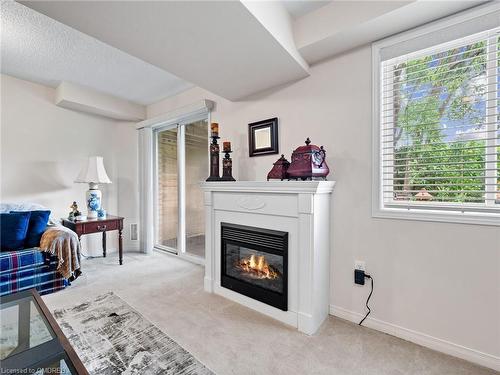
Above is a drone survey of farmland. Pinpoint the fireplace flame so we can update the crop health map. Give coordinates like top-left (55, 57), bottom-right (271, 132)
top-left (237, 254), bottom-right (280, 280)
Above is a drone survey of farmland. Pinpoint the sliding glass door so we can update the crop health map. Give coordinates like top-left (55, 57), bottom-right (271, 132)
top-left (155, 117), bottom-right (208, 260)
top-left (157, 127), bottom-right (179, 251)
top-left (184, 120), bottom-right (208, 257)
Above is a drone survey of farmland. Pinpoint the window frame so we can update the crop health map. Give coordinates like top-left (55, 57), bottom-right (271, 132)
top-left (371, 5), bottom-right (500, 226)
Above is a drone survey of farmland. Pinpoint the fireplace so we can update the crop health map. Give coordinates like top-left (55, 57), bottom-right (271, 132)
top-left (202, 181), bottom-right (335, 333)
top-left (221, 223), bottom-right (288, 311)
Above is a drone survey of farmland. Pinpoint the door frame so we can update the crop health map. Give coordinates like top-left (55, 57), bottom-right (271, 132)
top-left (152, 113), bottom-right (210, 265)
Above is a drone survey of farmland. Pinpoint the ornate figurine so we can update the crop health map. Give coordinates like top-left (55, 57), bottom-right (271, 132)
top-left (69, 201), bottom-right (81, 220)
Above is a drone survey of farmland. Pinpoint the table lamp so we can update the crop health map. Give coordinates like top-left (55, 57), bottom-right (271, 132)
top-left (75, 156), bottom-right (111, 219)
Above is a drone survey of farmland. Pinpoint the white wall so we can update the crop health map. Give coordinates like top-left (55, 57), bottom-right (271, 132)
top-left (147, 46), bottom-right (500, 366)
top-left (0, 74), bottom-right (139, 254)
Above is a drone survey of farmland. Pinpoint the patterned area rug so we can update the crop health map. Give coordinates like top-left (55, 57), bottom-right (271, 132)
top-left (53, 293), bottom-right (214, 374)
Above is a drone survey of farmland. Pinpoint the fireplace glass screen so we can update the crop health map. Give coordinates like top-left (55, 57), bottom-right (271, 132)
top-left (225, 244), bottom-right (284, 294)
top-left (221, 223), bottom-right (288, 310)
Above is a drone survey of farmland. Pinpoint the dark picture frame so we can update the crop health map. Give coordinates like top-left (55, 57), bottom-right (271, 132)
top-left (248, 117), bottom-right (279, 157)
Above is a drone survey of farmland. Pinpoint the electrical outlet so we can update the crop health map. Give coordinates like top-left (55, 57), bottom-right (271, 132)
top-left (354, 260), bottom-right (366, 272)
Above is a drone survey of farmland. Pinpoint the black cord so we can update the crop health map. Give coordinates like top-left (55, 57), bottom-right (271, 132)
top-left (359, 274), bottom-right (373, 326)
top-left (81, 254), bottom-right (103, 259)
top-left (79, 249), bottom-right (98, 259)
top-left (80, 248), bottom-right (103, 259)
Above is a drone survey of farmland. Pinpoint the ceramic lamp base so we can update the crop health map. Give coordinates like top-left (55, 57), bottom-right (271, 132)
top-left (86, 184), bottom-right (102, 219)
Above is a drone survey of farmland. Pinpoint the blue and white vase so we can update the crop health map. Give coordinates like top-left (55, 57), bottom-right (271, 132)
top-left (86, 183), bottom-right (102, 219)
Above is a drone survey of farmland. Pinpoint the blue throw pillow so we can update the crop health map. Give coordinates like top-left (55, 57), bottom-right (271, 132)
top-left (0, 212), bottom-right (31, 251)
top-left (11, 210), bottom-right (51, 248)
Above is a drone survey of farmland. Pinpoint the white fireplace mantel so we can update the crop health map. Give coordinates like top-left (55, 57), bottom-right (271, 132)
top-left (201, 180), bottom-right (335, 334)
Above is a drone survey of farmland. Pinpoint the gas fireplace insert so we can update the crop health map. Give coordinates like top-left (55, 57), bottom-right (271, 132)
top-left (221, 222), bottom-right (288, 311)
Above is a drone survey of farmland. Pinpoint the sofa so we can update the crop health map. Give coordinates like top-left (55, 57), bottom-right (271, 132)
top-left (0, 203), bottom-right (69, 296)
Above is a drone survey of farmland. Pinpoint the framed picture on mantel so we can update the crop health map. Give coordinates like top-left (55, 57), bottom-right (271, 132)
top-left (248, 117), bottom-right (279, 157)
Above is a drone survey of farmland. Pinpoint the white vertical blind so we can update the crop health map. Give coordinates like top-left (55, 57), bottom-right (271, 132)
top-left (379, 27), bottom-right (499, 214)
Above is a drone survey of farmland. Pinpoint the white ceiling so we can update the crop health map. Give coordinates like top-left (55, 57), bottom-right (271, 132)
top-left (21, 1), bottom-right (310, 101)
top-left (280, 1), bottom-right (331, 19)
top-left (0, 1), bottom-right (193, 105)
top-left (4, 1), bottom-right (490, 105)
top-left (295, 0), bottom-right (487, 64)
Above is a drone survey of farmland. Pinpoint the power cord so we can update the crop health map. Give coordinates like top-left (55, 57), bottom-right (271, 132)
top-left (359, 274), bottom-right (373, 326)
top-left (81, 253), bottom-right (103, 260)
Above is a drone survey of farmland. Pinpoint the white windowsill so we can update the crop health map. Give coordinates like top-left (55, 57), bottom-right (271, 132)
top-left (372, 206), bottom-right (500, 226)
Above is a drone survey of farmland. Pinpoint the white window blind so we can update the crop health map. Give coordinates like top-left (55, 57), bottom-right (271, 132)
top-left (374, 8), bottom-right (500, 224)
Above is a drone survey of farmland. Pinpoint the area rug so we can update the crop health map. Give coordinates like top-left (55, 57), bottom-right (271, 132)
top-left (53, 292), bottom-right (214, 375)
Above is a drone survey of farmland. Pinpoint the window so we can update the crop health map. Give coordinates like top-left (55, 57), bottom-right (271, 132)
top-left (373, 6), bottom-right (499, 225)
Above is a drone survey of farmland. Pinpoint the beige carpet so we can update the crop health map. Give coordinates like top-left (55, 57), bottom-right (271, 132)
top-left (43, 252), bottom-right (495, 375)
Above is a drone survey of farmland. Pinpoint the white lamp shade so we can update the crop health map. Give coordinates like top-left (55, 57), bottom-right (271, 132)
top-left (75, 156), bottom-right (112, 184)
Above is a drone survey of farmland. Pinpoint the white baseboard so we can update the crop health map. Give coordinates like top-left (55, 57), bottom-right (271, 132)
top-left (204, 277), bottom-right (213, 293)
top-left (329, 305), bottom-right (500, 372)
top-left (124, 241), bottom-right (140, 252)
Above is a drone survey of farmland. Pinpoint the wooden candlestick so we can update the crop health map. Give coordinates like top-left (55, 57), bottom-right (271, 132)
top-left (206, 135), bottom-right (221, 181)
top-left (220, 150), bottom-right (236, 181)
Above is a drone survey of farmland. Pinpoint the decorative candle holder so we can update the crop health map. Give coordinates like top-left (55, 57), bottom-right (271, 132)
top-left (206, 135), bottom-right (221, 181)
top-left (220, 150), bottom-right (236, 181)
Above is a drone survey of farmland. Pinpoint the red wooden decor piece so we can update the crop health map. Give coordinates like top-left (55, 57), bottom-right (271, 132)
top-left (267, 154), bottom-right (290, 181)
top-left (287, 138), bottom-right (330, 180)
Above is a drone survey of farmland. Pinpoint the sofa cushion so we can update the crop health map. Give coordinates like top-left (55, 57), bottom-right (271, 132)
top-left (0, 203), bottom-right (57, 225)
top-left (11, 210), bottom-right (50, 248)
top-left (0, 212), bottom-right (31, 251)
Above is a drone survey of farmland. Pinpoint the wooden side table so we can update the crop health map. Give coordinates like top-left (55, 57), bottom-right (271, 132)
top-left (62, 215), bottom-right (124, 265)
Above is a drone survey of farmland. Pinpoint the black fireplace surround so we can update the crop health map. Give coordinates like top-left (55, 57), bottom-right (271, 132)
top-left (221, 222), bottom-right (288, 311)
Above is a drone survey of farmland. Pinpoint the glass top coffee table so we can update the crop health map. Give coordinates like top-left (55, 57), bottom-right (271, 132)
top-left (0, 289), bottom-right (88, 374)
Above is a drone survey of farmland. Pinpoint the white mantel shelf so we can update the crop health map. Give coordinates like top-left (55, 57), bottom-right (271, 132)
top-left (201, 180), bottom-right (335, 335)
top-left (201, 180), bottom-right (336, 194)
